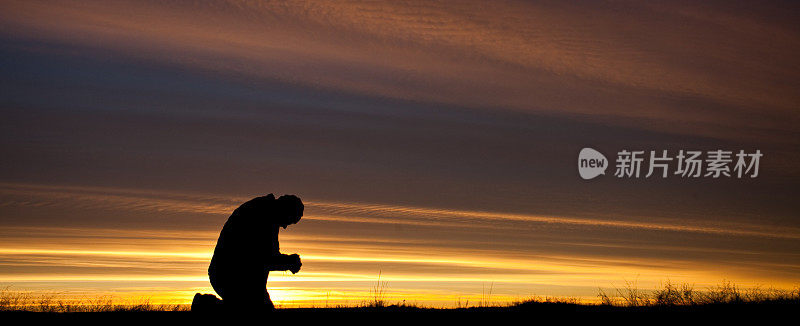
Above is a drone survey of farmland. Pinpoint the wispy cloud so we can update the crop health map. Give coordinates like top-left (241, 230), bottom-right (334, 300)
top-left (1, 182), bottom-right (799, 306)
top-left (1, 0), bottom-right (798, 141)
top-left (3, 183), bottom-right (797, 239)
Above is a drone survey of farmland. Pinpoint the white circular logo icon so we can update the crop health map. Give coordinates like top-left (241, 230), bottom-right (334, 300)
top-left (578, 148), bottom-right (608, 180)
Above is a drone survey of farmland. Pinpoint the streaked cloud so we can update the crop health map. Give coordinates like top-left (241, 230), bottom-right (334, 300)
top-left (1, 183), bottom-right (799, 305)
top-left (3, 183), bottom-right (798, 239)
top-left (1, 0), bottom-right (798, 142)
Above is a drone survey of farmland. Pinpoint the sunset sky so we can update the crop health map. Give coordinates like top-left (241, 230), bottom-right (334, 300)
top-left (1, 0), bottom-right (799, 307)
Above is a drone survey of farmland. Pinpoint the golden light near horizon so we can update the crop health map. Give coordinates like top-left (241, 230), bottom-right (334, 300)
top-left (1, 183), bottom-right (799, 307)
top-left (1, 0), bottom-right (799, 309)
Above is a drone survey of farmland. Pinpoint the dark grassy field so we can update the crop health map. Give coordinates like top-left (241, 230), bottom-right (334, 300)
top-left (1, 302), bottom-right (797, 324)
top-left (2, 282), bottom-right (797, 322)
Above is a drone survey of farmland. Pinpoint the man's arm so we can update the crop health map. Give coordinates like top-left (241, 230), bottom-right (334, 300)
top-left (263, 227), bottom-right (301, 273)
top-left (265, 253), bottom-right (301, 273)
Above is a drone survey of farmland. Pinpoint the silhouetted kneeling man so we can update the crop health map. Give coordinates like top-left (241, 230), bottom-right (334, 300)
top-left (208, 194), bottom-right (303, 310)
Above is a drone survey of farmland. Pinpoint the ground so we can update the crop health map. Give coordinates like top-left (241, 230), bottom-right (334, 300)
top-left (1, 303), bottom-right (795, 324)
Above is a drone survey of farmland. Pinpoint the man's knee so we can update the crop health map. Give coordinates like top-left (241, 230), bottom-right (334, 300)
top-left (214, 279), bottom-right (266, 303)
